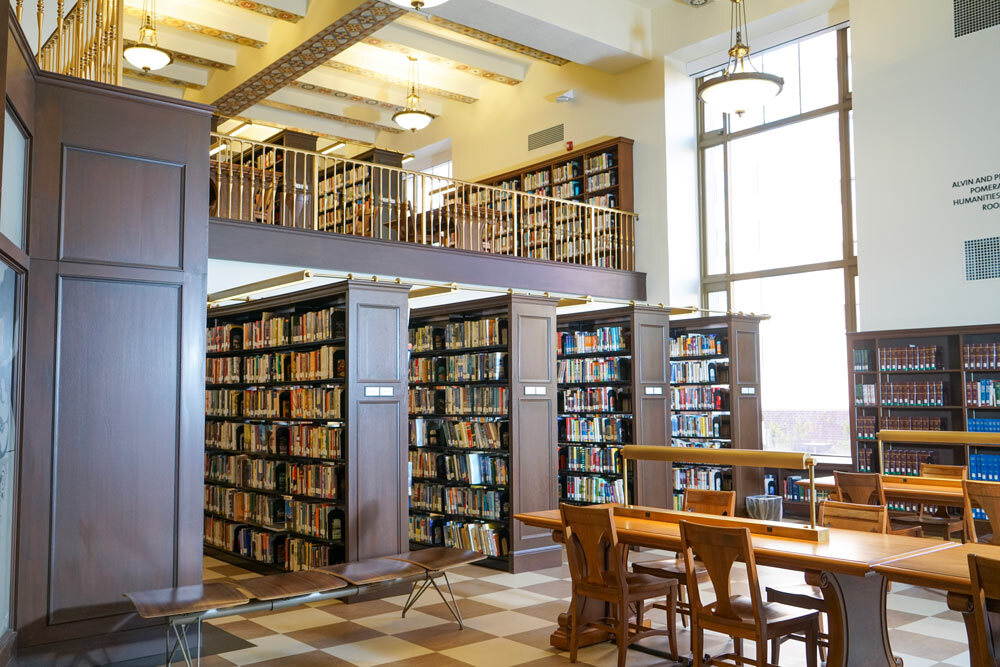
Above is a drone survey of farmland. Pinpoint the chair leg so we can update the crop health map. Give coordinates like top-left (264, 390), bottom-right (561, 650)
top-left (818, 613), bottom-right (828, 662)
top-left (756, 639), bottom-right (768, 667)
top-left (734, 636), bottom-right (743, 666)
top-left (617, 603), bottom-right (629, 667)
top-left (678, 584), bottom-right (689, 628)
top-left (770, 637), bottom-right (780, 666)
top-left (805, 619), bottom-right (819, 667)
top-left (569, 593), bottom-right (580, 664)
top-left (427, 572), bottom-right (465, 629)
top-left (691, 625), bottom-right (703, 667)
top-left (666, 587), bottom-right (678, 660)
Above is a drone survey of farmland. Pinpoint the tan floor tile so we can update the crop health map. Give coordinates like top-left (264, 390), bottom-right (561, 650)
top-left (504, 626), bottom-right (565, 652)
top-left (469, 588), bottom-right (559, 610)
top-left (377, 652), bottom-right (472, 667)
top-left (213, 619), bottom-right (275, 641)
top-left (514, 600), bottom-right (571, 623)
top-left (323, 635), bottom-right (432, 666)
top-left (517, 656), bottom-right (577, 666)
top-left (441, 637), bottom-right (555, 667)
top-left (204, 556), bottom-right (228, 567)
top-left (532, 564), bottom-right (571, 580)
top-left (418, 598), bottom-right (505, 622)
top-left (203, 569), bottom-right (226, 581)
top-left (479, 572), bottom-right (559, 588)
top-left (352, 609), bottom-right (449, 635)
top-left (520, 580), bottom-right (572, 600)
top-left (462, 610), bottom-right (556, 637)
top-left (886, 608), bottom-right (927, 628)
top-left (449, 579), bottom-right (509, 598)
top-left (447, 564), bottom-right (500, 578)
top-left (394, 624), bottom-right (497, 651)
top-left (244, 649), bottom-right (355, 666)
top-left (207, 615), bottom-right (246, 626)
top-left (218, 634), bottom-right (316, 666)
top-left (285, 621), bottom-right (384, 649)
top-left (322, 598), bottom-right (402, 620)
top-left (254, 607), bottom-right (346, 634)
top-left (214, 564), bottom-right (256, 577)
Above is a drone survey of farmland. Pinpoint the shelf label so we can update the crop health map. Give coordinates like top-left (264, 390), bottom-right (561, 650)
top-left (644, 386), bottom-right (663, 395)
top-left (741, 387), bottom-right (756, 395)
top-left (364, 386), bottom-right (395, 397)
top-left (524, 386), bottom-right (547, 395)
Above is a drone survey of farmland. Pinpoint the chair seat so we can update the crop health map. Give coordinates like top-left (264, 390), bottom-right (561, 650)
top-left (238, 570), bottom-right (347, 601)
top-left (620, 571), bottom-right (679, 596)
top-left (318, 558), bottom-right (424, 585)
top-left (124, 583), bottom-right (249, 619)
top-left (765, 583), bottom-right (826, 612)
top-left (889, 523), bottom-right (924, 537)
top-left (386, 547), bottom-right (483, 571)
top-left (632, 557), bottom-right (709, 580)
top-left (707, 595), bottom-right (819, 627)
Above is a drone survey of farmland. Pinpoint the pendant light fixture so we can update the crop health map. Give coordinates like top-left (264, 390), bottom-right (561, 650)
top-left (393, 57), bottom-right (435, 132)
top-left (697, 0), bottom-right (783, 116)
top-left (388, 0), bottom-right (450, 9)
top-left (123, 0), bottom-right (172, 72)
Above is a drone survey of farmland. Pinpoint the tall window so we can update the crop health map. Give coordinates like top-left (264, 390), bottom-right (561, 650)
top-left (698, 27), bottom-right (856, 457)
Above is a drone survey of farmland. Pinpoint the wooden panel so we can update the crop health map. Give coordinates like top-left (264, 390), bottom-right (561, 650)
top-left (516, 314), bottom-right (553, 384)
top-left (736, 329), bottom-right (760, 385)
top-left (354, 400), bottom-right (405, 559)
top-left (60, 147), bottom-right (183, 269)
top-left (512, 398), bottom-right (557, 546)
top-left (50, 276), bottom-right (180, 622)
top-left (637, 321), bottom-right (668, 385)
top-left (637, 396), bottom-right (670, 507)
top-left (355, 303), bottom-right (402, 382)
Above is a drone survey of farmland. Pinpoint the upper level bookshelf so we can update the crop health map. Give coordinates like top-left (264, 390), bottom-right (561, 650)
top-left (555, 306), bottom-right (672, 509)
top-left (848, 324), bottom-right (1000, 490)
top-left (669, 315), bottom-right (764, 514)
top-left (407, 295), bottom-right (561, 573)
top-left (204, 281), bottom-right (409, 572)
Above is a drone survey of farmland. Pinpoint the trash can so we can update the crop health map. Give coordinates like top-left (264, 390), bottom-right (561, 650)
top-left (746, 494), bottom-right (783, 522)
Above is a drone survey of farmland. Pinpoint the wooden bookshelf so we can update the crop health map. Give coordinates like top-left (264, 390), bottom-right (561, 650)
top-left (407, 295), bottom-right (561, 573)
top-left (316, 148), bottom-right (405, 238)
top-left (848, 324), bottom-right (1000, 508)
top-left (204, 281), bottom-right (409, 572)
top-left (669, 315), bottom-right (764, 514)
top-left (555, 306), bottom-right (672, 509)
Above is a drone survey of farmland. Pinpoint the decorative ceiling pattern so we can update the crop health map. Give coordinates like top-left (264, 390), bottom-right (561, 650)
top-left (123, 39), bottom-right (234, 70)
top-left (258, 99), bottom-right (403, 132)
top-left (426, 15), bottom-right (569, 65)
top-left (124, 6), bottom-right (267, 47)
top-left (287, 80), bottom-right (403, 112)
top-left (362, 35), bottom-right (521, 85)
top-left (214, 0), bottom-right (304, 23)
top-left (213, 0), bottom-right (403, 116)
top-left (322, 60), bottom-right (478, 103)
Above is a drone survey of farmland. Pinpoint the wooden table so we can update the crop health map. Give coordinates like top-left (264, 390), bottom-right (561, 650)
top-left (804, 474), bottom-right (964, 506)
top-left (516, 505), bottom-right (958, 667)
top-left (874, 543), bottom-right (1000, 667)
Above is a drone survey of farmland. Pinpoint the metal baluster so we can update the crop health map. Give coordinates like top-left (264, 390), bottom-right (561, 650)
top-left (36, 0), bottom-right (44, 55)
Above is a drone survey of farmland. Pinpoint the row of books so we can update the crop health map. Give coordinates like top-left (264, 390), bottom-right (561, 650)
top-left (856, 416), bottom-right (877, 439)
top-left (673, 465), bottom-right (729, 492)
top-left (409, 352), bottom-right (507, 383)
top-left (877, 346), bottom-right (941, 371)
top-left (207, 308), bottom-right (347, 353)
top-left (559, 445), bottom-right (623, 474)
top-left (557, 326), bottom-right (628, 355)
top-left (671, 414), bottom-right (730, 438)
top-left (558, 357), bottom-right (631, 383)
top-left (207, 386), bottom-right (344, 419)
top-left (562, 475), bottom-right (625, 504)
top-left (964, 343), bottom-right (1000, 369)
top-left (587, 171), bottom-right (616, 191)
top-left (854, 383), bottom-right (876, 406)
top-left (523, 170), bottom-right (550, 189)
top-left (967, 380), bottom-right (1000, 407)
top-left (409, 386), bottom-right (509, 416)
top-left (319, 164), bottom-right (370, 191)
top-left (204, 516), bottom-right (287, 568)
top-left (445, 521), bottom-right (508, 557)
top-left (670, 360), bottom-right (729, 385)
top-left (552, 162), bottom-right (580, 182)
top-left (585, 152), bottom-right (616, 174)
top-left (670, 333), bottom-right (724, 358)
top-left (204, 486), bottom-right (342, 540)
top-left (408, 450), bottom-right (509, 486)
top-left (410, 418), bottom-right (508, 450)
top-left (880, 381), bottom-right (946, 406)
top-left (882, 448), bottom-right (937, 476)
top-left (206, 422), bottom-right (344, 460)
top-left (558, 415), bottom-right (632, 443)
top-left (208, 348), bottom-right (345, 385)
top-left (779, 476), bottom-right (829, 502)
top-left (853, 349), bottom-right (873, 372)
top-left (857, 444), bottom-right (876, 472)
top-left (587, 193), bottom-right (617, 208)
top-left (205, 456), bottom-right (340, 500)
top-left (671, 386), bottom-right (729, 411)
top-left (409, 317), bottom-right (508, 352)
top-left (970, 451), bottom-right (1000, 481)
top-left (883, 416), bottom-right (946, 431)
top-left (560, 387), bottom-right (632, 413)
top-left (409, 482), bottom-right (506, 520)
top-left (553, 181), bottom-right (582, 198)
top-left (206, 356), bottom-right (241, 384)
top-left (672, 438), bottom-right (727, 449)
top-left (970, 418), bottom-right (1000, 432)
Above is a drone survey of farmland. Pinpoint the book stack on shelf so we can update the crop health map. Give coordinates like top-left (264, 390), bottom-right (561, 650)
top-left (204, 282), bottom-right (409, 572)
top-left (669, 315), bottom-right (764, 513)
top-left (407, 296), bottom-right (560, 572)
top-left (315, 149), bottom-right (404, 238)
top-left (847, 325), bottom-right (1000, 488)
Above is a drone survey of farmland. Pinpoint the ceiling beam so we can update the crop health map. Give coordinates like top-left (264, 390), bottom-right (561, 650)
top-left (293, 67), bottom-right (445, 115)
top-left (122, 6), bottom-right (267, 48)
top-left (321, 60), bottom-right (476, 103)
top-left (122, 38), bottom-right (234, 70)
top-left (211, 0), bottom-right (307, 23)
top-left (239, 102), bottom-right (380, 145)
top-left (406, 14), bottom-right (568, 65)
top-left (124, 69), bottom-right (205, 90)
top-left (287, 80), bottom-right (402, 112)
top-left (220, 115), bottom-right (375, 149)
top-left (258, 98), bottom-right (403, 134)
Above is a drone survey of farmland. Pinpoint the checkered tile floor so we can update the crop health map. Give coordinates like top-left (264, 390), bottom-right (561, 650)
top-left (170, 552), bottom-right (971, 667)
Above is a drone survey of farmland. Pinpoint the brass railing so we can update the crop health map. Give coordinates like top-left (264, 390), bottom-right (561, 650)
top-left (23, 0), bottom-right (123, 84)
top-left (210, 133), bottom-right (637, 271)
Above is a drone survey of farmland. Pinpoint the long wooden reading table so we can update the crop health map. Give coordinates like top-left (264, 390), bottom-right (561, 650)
top-left (516, 504), bottom-right (958, 667)
top-left (803, 474), bottom-right (964, 506)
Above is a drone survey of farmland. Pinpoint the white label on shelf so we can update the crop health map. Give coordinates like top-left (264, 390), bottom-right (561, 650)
top-left (644, 386), bottom-right (663, 395)
top-left (741, 387), bottom-right (756, 395)
top-left (364, 386), bottom-right (380, 397)
top-left (379, 386), bottom-right (394, 397)
top-left (524, 386), bottom-right (547, 395)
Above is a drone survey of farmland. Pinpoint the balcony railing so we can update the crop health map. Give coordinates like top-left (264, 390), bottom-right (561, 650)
top-left (19, 0), bottom-right (124, 84)
top-left (210, 133), bottom-right (637, 271)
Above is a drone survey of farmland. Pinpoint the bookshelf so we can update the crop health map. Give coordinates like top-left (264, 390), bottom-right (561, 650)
top-left (316, 148), bottom-right (405, 239)
top-left (669, 315), bottom-right (764, 515)
top-left (407, 295), bottom-right (561, 573)
top-left (848, 324), bottom-right (1000, 508)
top-left (555, 306), bottom-right (672, 509)
top-left (204, 281), bottom-right (409, 572)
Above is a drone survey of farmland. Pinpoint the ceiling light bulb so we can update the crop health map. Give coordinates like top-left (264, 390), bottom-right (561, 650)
top-left (392, 109), bottom-right (434, 132)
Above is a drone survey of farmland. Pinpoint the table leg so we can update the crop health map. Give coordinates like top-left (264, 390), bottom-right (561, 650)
top-left (550, 596), bottom-right (612, 650)
top-left (946, 591), bottom-right (1000, 667)
top-left (820, 570), bottom-right (902, 667)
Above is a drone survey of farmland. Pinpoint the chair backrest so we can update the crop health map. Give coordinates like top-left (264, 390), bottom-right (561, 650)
top-left (560, 503), bottom-right (627, 592)
top-left (682, 488), bottom-right (737, 516)
top-left (818, 499), bottom-right (888, 533)
top-left (920, 463), bottom-right (968, 479)
top-left (964, 480), bottom-right (1000, 546)
top-left (834, 470), bottom-right (886, 506)
top-left (967, 552), bottom-right (1000, 665)
top-left (680, 520), bottom-right (763, 629)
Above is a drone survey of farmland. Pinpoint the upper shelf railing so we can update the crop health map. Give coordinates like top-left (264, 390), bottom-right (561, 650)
top-left (18, 0), bottom-right (123, 84)
top-left (209, 133), bottom-right (637, 271)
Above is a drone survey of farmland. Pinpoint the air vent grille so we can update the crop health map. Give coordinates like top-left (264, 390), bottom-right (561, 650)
top-left (955, 0), bottom-right (1000, 37)
top-left (528, 124), bottom-right (564, 151)
top-left (965, 236), bottom-right (1000, 280)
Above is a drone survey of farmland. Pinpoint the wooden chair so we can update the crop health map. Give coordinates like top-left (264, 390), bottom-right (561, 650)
top-left (632, 489), bottom-right (736, 628)
top-left (892, 463), bottom-right (967, 541)
top-left (560, 503), bottom-right (679, 667)
top-left (833, 470), bottom-right (924, 537)
top-left (963, 479), bottom-right (1000, 545)
top-left (967, 552), bottom-right (1000, 665)
top-left (765, 500), bottom-right (889, 662)
top-left (680, 520), bottom-right (819, 667)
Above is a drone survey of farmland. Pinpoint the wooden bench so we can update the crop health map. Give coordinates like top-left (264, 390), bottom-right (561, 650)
top-left (124, 548), bottom-right (482, 666)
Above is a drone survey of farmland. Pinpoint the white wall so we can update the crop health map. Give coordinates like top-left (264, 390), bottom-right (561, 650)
top-left (852, 0), bottom-right (1000, 330)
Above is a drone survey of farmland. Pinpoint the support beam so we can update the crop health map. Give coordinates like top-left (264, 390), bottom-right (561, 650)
top-left (258, 98), bottom-right (402, 133)
top-left (122, 6), bottom-right (267, 48)
top-left (410, 14), bottom-right (568, 65)
top-left (212, 0), bottom-right (307, 22)
top-left (122, 39), bottom-right (234, 71)
top-left (321, 60), bottom-right (477, 104)
top-left (333, 42), bottom-right (482, 102)
top-left (239, 103), bottom-right (379, 144)
top-left (222, 114), bottom-right (374, 148)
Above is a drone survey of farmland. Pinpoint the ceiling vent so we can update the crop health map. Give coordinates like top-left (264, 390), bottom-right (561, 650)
top-left (965, 236), bottom-right (1000, 281)
top-left (954, 0), bottom-right (1000, 37)
top-left (528, 124), bottom-right (564, 151)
